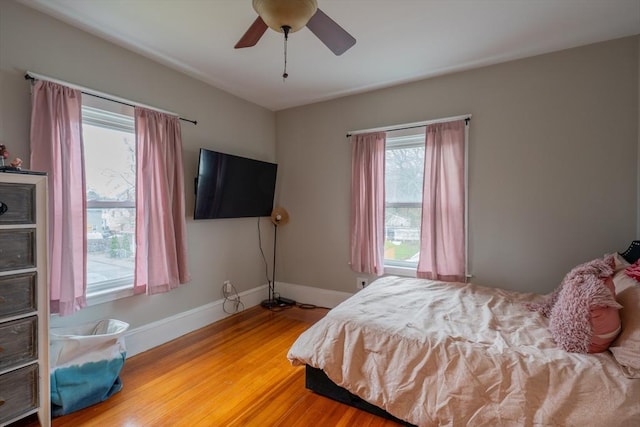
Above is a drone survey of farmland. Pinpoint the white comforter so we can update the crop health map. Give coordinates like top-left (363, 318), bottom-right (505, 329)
top-left (287, 276), bottom-right (640, 426)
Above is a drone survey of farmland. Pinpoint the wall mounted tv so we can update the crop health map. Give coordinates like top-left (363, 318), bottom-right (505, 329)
top-left (194, 148), bottom-right (277, 220)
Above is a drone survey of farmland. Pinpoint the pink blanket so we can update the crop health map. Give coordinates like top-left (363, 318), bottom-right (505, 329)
top-left (288, 276), bottom-right (640, 426)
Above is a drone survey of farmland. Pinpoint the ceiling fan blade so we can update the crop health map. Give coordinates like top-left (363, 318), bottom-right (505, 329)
top-left (235, 16), bottom-right (268, 49)
top-left (306, 8), bottom-right (356, 56)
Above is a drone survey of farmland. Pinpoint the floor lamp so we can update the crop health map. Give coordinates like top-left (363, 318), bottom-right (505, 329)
top-left (261, 206), bottom-right (292, 308)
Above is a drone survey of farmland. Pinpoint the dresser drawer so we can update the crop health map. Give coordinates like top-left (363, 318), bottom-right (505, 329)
top-left (0, 183), bottom-right (36, 225)
top-left (0, 273), bottom-right (37, 318)
top-left (0, 364), bottom-right (39, 424)
top-left (0, 229), bottom-right (36, 272)
top-left (0, 316), bottom-right (37, 371)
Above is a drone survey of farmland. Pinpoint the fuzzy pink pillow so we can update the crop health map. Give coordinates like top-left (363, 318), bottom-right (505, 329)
top-left (549, 275), bottom-right (621, 353)
top-left (528, 256), bottom-right (621, 353)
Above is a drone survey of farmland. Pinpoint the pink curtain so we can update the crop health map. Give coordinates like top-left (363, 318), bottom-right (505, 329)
top-left (417, 120), bottom-right (466, 282)
top-left (134, 107), bottom-right (191, 295)
top-left (30, 81), bottom-right (87, 315)
top-left (350, 132), bottom-right (386, 275)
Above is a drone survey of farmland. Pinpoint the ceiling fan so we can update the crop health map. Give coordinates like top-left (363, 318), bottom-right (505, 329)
top-left (235, 0), bottom-right (356, 56)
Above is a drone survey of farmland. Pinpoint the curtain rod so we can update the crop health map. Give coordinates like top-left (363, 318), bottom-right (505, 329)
top-left (346, 114), bottom-right (471, 138)
top-left (24, 71), bottom-right (197, 125)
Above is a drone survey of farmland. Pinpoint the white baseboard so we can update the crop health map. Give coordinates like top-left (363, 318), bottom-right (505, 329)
top-left (124, 285), bottom-right (267, 357)
top-left (124, 282), bottom-right (353, 358)
top-left (275, 281), bottom-right (353, 309)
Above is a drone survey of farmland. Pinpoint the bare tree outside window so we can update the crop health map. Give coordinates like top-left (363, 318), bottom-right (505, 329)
top-left (384, 130), bottom-right (425, 267)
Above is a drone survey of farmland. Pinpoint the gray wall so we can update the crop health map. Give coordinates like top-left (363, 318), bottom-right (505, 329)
top-left (0, 0), bottom-right (276, 328)
top-left (275, 36), bottom-right (639, 294)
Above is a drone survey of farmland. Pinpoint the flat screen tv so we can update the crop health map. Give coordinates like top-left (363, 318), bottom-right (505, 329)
top-left (194, 148), bottom-right (277, 220)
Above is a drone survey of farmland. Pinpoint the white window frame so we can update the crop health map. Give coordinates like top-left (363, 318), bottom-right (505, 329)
top-left (383, 129), bottom-right (425, 276)
top-left (82, 100), bottom-right (136, 305)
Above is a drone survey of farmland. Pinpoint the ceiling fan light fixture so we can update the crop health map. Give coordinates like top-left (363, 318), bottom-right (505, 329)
top-left (253, 0), bottom-right (318, 33)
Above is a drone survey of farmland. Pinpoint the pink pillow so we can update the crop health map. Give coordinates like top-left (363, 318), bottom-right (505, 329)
top-left (588, 306), bottom-right (621, 353)
top-left (587, 276), bottom-right (621, 353)
top-left (624, 259), bottom-right (640, 281)
top-left (535, 256), bottom-right (622, 353)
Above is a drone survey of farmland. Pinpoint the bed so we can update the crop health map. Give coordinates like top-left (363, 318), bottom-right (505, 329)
top-left (287, 256), bottom-right (640, 426)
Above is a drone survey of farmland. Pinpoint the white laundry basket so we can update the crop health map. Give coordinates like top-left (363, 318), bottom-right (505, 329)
top-left (49, 319), bottom-right (129, 416)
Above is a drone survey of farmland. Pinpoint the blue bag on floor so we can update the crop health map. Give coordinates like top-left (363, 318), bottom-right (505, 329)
top-left (49, 319), bottom-right (129, 416)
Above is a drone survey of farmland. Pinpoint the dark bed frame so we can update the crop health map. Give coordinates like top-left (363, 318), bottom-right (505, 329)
top-left (620, 240), bottom-right (640, 264)
top-left (305, 365), bottom-right (417, 426)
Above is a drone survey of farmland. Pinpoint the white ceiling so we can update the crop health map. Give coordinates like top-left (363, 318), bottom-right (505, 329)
top-left (19, 0), bottom-right (640, 111)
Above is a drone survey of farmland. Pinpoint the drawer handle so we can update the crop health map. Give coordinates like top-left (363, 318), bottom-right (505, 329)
top-left (0, 201), bottom-right (7, 216)
top-left (0, 399), bottom-right (4, 407)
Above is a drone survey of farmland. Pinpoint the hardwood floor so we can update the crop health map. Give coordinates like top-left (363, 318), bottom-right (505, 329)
top-left (46, 305), bottom-right (402, 426)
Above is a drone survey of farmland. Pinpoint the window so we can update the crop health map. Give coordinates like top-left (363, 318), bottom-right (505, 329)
top-left (350, 118), bottom-right (467, 280)
top-left (384, 127), bottom-right (426, 270)
top-left (82, 97), bottom-right (136, 298)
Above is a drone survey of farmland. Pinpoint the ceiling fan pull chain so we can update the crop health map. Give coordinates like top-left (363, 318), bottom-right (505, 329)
top-left (282, 25), bottom-right (290, 80)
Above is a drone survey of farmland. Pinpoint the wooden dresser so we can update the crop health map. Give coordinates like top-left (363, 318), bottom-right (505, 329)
top-left (0, 171), bottom-right (49, 427)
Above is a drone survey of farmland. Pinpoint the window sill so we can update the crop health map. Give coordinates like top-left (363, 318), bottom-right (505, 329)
top-left (86, 285), bottom-right (135, 306)
top-left (384, 265), bottom-right (418, 277)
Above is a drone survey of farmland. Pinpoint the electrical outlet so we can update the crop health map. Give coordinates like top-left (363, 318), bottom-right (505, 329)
top-left (224, 280), bottom-right (232, 293)
top-left (356, 277), bottom-right (368, 290)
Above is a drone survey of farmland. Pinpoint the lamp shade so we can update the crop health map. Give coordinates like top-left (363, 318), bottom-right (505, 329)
top-left (271, 206), bottom-right (290, 226)
top-left (253, 0), bottom-right (318, 33)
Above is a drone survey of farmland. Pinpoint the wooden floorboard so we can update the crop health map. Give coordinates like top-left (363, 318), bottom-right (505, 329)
top-left (43, 305), bottom-right (402, 426)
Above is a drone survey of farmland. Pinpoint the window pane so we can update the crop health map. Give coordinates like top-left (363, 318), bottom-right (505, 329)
top-left (385, 145), bottom-right (424, 203)
top-left (87, 208), bottom-right (135, 288)
top-left (84, 124), bottom-right (135, 203)
top-left (384, 144), bottom-right (424, 266)
top-left (83, 121), bottom-right (136, 293)
top-left (385, 205), bottom-right (422, 265)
